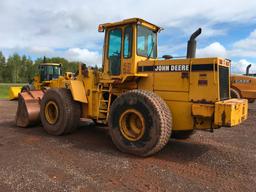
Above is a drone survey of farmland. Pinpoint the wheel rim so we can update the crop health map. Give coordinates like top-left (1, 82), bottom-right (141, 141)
top-left (45, 101), bottom-right (59, 124)
top-left (119, 109), bottom-right (145, 141)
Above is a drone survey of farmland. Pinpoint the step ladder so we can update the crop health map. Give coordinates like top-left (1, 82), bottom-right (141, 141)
top-left (97, 83), bottom-right (112, 124)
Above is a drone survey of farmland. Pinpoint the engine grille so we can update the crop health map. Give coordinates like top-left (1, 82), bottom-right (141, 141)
top-left (219, 66), bottom-right (229, 100)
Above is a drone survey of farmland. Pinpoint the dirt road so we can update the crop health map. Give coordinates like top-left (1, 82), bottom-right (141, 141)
top-left (0, 99), bottom-right (255, 192)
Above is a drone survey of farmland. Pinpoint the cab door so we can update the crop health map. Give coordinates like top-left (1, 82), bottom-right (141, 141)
top-left (122, 25), bottom-right (133, 74)
top-left (108, 28), bottom-right (122, 76)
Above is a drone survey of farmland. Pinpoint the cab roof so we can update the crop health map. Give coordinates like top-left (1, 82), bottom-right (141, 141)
top-left (39, 63), bottom-right (61, 66)
top-left (100, 18), bottom-right (161, 32)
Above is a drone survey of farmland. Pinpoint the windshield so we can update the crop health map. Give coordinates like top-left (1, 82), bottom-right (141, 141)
top-left (40, 65), bottom-right (61, 82)
top-left (137, 25), bottom-right (157, 58)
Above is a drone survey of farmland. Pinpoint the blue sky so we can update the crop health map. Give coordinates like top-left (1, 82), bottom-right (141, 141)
top-left (0, 0), bottom-right (256, 74)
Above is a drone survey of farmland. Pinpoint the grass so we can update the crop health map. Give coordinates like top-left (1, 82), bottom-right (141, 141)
top-left (0, 83), bottom-right (25, 99)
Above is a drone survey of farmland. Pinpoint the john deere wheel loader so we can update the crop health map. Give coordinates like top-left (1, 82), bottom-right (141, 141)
top-left (16, 18), bottom-right (248, 156)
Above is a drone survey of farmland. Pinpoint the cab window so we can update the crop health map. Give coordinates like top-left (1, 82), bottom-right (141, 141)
top-left (39, 65), bottom-right (61, 82)
top-left (123, 26), bottom-right (133, 58)
top-left (137, 25), bottom-right (157, 58)
top-left (108, 28), bottom-right (122, 75)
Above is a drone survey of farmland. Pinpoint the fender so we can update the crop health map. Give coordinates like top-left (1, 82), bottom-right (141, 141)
top-left (67, 80), bottom-right (88, 103)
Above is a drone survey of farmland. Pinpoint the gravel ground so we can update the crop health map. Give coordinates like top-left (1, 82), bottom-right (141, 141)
top-left (0, 99), bottom-right (255, 192)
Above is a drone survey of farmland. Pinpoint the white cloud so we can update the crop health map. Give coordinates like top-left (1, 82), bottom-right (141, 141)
top-left (2, 46), bottom-right (102, 66)
top-left (158, 43), bottom-right (187, 57)
top-left (18, 47), bottom-right (101, 66)
top-left (0, 0), bottom-right (256, 64)
top-left (27, 46), bottom-right (55, 55)
top-left (0, 0), bottom-right (256, 48)
top-left (233, 30), bottom-right (256, 49)
top-left (65, 48), bottom-right (102, 66)
top-left (231, 59), bottom-right (256, 74)
top-left (197, 42), bottom-right (227, 58)
top-left (229, 29), bottom-right (256, 58)
top-left (196, 41), bottom-right (256, 74)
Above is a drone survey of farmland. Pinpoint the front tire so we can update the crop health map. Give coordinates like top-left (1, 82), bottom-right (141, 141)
top-left (40, 88), bottom-right (81, 135)
top-left (109, 90), bottom-right (172, 157)
top-left (21, 85), bottom-right (32, 92)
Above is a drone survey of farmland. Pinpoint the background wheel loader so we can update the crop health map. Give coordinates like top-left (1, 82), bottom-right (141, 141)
top-left (9, 62), bottom-right (61, 100)
top-left (231, 64), bottom-right (256, 103)
top-left (16, 18), bottom-right (248, 156)
top-left (14, 62), bottom-right (74, 127)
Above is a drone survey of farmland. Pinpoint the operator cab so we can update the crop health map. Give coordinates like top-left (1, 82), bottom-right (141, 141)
top-left (99, 18), bottom-right (161, 78)
top-left (39, 63), bottom-right (62, 82)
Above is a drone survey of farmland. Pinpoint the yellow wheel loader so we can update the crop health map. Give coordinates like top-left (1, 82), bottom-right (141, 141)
top-left (231, 64), bottom-right (256, 103)
top-left (22, 63), bottom-right (64, 91)
top-left (16, 18), bottom-right (248, 156)
top-left (15, 63), bottom-right (73, 127)
top-left (9, 63), bottom-right (64, 100)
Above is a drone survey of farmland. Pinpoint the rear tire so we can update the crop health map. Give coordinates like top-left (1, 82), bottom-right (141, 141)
top-left (40, 88), bottom-right (81, 135)
top-left (109, 90), bottom-right (172, 157)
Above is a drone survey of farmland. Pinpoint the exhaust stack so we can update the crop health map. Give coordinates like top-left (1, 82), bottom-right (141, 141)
top-left (246, 64), bottom-right (251, 75)
top-left (186, 28), bottom-right (202, 58)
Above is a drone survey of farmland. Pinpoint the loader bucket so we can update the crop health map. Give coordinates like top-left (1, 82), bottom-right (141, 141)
top-left (15, 90), bottom-right (45, 127)
top-left (8, 86), bottom-right (22, 100)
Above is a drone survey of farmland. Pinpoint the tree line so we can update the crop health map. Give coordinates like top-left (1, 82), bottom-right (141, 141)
top-left (0, 51), bottom-right (81, 83)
